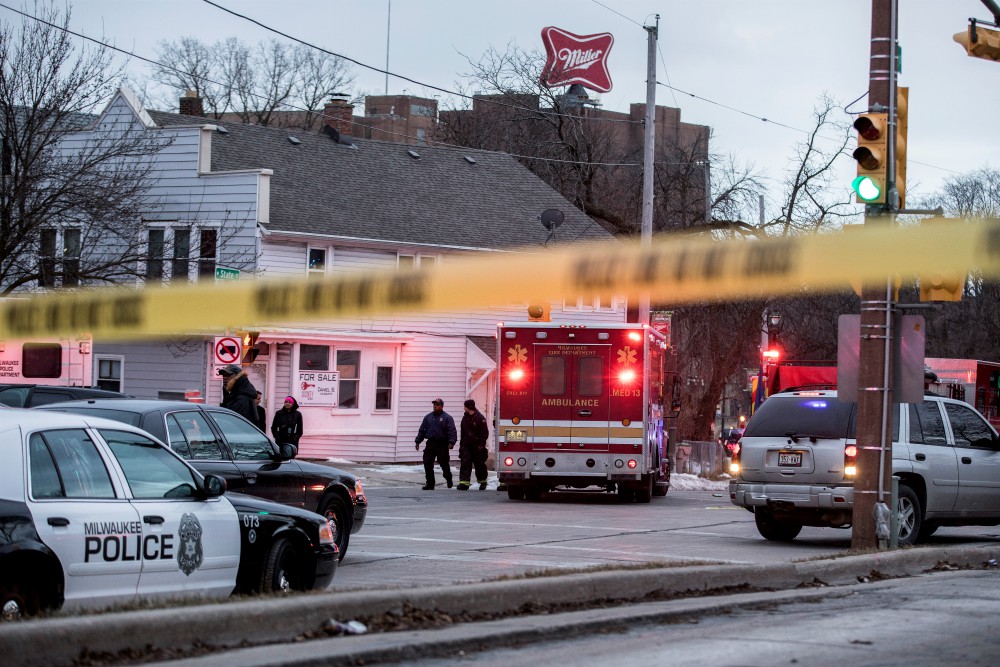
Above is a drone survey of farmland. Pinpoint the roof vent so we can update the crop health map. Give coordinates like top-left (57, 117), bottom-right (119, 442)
top-left (215, 125), bottom-right (229, 135)
top-left (288, 136), bottom-right (301, 145)
top-left (407, 149), bottom-right (421, 159)
top-left (464, 155), bottom-right (477, 164)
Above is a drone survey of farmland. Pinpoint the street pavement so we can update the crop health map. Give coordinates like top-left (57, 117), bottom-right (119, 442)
top-left (2, 462), bottom-right (999, 667)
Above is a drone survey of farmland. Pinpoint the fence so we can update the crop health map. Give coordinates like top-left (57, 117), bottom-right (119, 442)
top-left (673, 440), bottom-right (726, 477)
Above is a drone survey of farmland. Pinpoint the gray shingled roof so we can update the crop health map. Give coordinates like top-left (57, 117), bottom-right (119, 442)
top-left (146, 110), bottom-right (612, 250)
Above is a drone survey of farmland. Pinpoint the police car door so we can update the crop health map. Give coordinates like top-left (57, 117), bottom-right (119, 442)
top-left (96, 428), bottom-right (240, 600)
top-left (25, 427), bottom-right (142, 609)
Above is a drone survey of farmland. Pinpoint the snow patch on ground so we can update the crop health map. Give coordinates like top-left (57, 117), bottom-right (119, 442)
top-left (327, 458), bottom-right (729, 492)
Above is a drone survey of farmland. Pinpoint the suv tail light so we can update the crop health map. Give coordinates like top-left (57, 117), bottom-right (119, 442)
top-left (728, 439), bottom-right (741, 475)
top-left (844, 444), bottom-right (858, 477)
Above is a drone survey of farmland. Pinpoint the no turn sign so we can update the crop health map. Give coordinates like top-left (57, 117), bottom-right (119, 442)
top-left (214, 336), bottom-right (241, 364)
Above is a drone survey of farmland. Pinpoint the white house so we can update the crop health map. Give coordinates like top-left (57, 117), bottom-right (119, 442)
top-left (75, 89), bottom-right (630, 461)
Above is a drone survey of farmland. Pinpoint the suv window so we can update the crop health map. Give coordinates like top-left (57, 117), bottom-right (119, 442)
top-left (910, 400), bottom-right (948, 445)
top-left (30, 389), bottom-right (74, 406)
top-left (743, 396), bottom-right (855, 439)
top-left (945, 403), bottom-right (996, 448)
top-left (0, 386), bottom-right (30, 407)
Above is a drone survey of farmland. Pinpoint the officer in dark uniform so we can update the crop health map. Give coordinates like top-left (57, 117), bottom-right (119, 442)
top-left (414, 398), bottom-right (457, 490)
top-left (457, 399), bottom-right (490, 490)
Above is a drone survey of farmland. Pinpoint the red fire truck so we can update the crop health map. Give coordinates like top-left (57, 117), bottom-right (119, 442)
top-left (495, 322), bottom-right (680, 502)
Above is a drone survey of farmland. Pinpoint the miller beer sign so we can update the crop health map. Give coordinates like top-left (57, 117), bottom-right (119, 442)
top-left (539, 26), bottom-right (614, 93)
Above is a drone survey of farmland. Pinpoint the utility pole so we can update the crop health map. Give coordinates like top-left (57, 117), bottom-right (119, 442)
top-left (637, 15), bottom-right (658, 325)
top-left (852, 0), bottom-right (898, 551)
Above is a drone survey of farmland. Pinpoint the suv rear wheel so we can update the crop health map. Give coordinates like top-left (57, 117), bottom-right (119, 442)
top-left (754, 509), bottom-right (803, 541)
top-left (896, 484), bottom-right (923, 546)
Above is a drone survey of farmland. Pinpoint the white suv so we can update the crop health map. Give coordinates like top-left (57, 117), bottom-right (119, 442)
top-left (729, 390), bottom-right (1000, 545)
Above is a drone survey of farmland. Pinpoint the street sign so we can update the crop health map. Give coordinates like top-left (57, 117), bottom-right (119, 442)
top-left (215, 266), bottom-right (240, 281)
top-left (214, 336), bottom-right (241, 364)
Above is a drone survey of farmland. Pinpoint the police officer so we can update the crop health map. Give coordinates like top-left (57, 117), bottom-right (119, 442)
top-left (457, 399), bottom-right (490, 490)
top-left (415, 398), bottom-right (457, 490)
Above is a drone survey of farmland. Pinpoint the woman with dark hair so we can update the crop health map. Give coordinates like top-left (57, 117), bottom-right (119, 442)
top-left (270, 395), bottom-right (303, 446)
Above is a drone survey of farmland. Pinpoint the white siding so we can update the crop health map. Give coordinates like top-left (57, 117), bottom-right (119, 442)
top-left (259, 241), bottom-right (306, 278)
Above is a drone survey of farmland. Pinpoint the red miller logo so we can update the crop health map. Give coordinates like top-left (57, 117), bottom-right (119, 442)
top-left (539, 26), bottom-right (614, 93)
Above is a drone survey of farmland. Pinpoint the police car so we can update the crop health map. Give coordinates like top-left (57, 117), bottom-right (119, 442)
top-left (0, 410), bottom-right (338, 620)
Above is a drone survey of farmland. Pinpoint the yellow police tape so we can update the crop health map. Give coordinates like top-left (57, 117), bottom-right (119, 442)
top-left (1, 217), bottom-right (997, 341)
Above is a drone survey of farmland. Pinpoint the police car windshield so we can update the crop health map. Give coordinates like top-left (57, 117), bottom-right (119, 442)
top-left (743, 396), bottom-right (855, 440)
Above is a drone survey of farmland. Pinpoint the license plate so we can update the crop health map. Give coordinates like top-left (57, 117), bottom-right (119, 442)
top-left (778, 452), bottom-right (802, 467)
top-left (505, 429), bottom-right (527, 442)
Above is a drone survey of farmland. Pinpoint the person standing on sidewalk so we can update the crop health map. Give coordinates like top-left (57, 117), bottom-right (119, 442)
top-left (457, 399), bottom-right (490, 490)
top-left (415, 398), bottom-right (457, 490)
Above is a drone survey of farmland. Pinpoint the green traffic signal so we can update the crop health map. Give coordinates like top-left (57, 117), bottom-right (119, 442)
top-left (851, 175), bottom-right (883, 203)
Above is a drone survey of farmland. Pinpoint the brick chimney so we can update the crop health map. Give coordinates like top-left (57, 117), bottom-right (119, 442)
top-left (323, 94), bottom-right (355, 137)
top-left (179, 90), bottom-right (205, 117)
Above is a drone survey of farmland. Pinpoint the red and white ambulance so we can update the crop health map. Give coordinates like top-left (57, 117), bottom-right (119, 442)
top-left (496, 321), bottom-right (680, 502)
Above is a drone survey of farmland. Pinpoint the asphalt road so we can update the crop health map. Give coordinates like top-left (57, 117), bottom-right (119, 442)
top-left (331, 463), bottom-right (1000, 591)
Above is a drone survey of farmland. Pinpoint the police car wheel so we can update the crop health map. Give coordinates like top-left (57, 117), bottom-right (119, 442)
top-left (261, 538), bottom-right (301, 594)
top-left (1, 582), bottom-right (38, 621)
top-left (319, 494), bottom-right (351, 561)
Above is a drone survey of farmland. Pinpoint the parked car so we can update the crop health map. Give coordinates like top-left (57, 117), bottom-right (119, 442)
top-left (729, 390), bottom-right (1000, 545)
top-left (0, 409), bottom-right (337, 620)
top-left (37, 399), bottom-right (367, 560)
top-left (0, 383), bottom-right (126, 408)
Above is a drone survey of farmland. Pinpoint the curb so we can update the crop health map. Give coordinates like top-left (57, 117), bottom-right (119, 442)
top-left (3, 544), bottom-right (997, 667)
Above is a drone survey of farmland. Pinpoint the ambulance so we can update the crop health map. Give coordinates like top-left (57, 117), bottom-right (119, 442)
top-left (0, 334), bottom-right (94, 386)
top-left (496, 322), bottom-right (680, 502)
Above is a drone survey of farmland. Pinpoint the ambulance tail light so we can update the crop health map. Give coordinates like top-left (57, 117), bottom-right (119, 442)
top-left (627, 459), bottom-right (637, 469)
top-left (844, 444), bottom-right (858, 477)
top-left (504, 457), bottom-right (514, 467)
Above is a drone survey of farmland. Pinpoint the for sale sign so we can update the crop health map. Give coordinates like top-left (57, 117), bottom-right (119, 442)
top-left (298, 370), bottom-right (339, 407)
top-left (539, 26), bottom-right (614, 93)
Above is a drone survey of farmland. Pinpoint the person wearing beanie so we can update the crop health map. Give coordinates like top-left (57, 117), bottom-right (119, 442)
top-left (414, 398), bottom-right (457, 490)
top-left (218, 363), bottom-right (258, 424)
top-left (457, 399), bottom-right (490, 491)
top-left (271, 396), bottom-right (303, 447)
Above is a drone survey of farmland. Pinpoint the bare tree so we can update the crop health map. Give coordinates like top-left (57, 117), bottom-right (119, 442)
top-left (149, 37), bottom-right (355, 129)
top-left (0, 1), bottom-right (172, 294)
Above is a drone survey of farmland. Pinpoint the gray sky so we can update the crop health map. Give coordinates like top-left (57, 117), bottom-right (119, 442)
top-left (5, 0), bottom-right (996, 217)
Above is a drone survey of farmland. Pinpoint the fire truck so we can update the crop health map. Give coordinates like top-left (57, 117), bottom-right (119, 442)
top-left (495, 321), bottom-right (680, 502)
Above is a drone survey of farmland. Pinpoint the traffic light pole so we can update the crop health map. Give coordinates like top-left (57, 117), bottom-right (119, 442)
top-left (853, 0), bottom-right (898, 551)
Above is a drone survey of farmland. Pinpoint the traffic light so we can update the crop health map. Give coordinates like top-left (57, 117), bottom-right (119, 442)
top-left (851, 112), bottom-right (888, 204)
top-left (527, 304), bottom-right (550, 321)
top-left (240, 331), bottom-right (260, 365)
top-left (919, 218), bottom-right (966, 302)
top-left (954, 22), bottom-right (1000, 61)
top-left (895, 87), bottom-right (908, 210)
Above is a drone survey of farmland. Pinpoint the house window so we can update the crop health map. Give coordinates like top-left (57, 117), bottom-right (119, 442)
top-left (374, 365), bottom-right (393, 411)
top-left (308, 248), bottom-right (326, 277)
top-left (63, 228), bottom-right (81, 286)
top-left (299, 345), bottom-right (329, 371)
top-left (95, 355), bottom-right (123, 392)
top-left (39, 229), bottom-right (57, 287)
top-left (37, 228), bottom-right (81, 288)
top-left (147, 229), bottom-right (165, 280)
top-left (172, 228), bottom-right (191, 281)
top-left (397, 254), bottom-right (437, 270)
top-left (198, 229), bottom-right (217, 278)
top-left (337, 349), bottom-right (360, 409)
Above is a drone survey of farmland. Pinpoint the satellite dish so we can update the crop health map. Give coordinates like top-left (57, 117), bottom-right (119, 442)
top-left (540, 209), bottom-right (564, 231)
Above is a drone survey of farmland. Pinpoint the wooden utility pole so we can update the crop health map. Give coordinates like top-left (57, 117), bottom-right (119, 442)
top-left (852, 0), bottom-right (898, 551)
